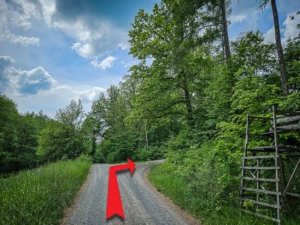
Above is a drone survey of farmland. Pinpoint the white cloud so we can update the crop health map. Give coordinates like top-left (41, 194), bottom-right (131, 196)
top-left (12, 84), bottom-right (106, 117)
top-left (1, 0), bottom-right (128, 55)
top-left (0, 55), bottom-right (15, 68)
top-left (45, 85), bottom-right (105, 104)
top-left (66, 20), bottom-right (127, 58)
top-left (9, 34), bottom-right (40, 46)
top-left (78, 87), bottom-right (106, 101)
top-left (277, 0), bottom-right (300, 15)
top-left (0, 0), bottom-right (40, 46)
top-left (263, 12), bottom-right (300, 45)
top-left (118, 43), bottom-right (128, 50)
top-left (124, 60), bottom-right (138, 68)
top-left (1, 58), bottom-right (105, 116)
top-left (282, 12), bottom-right (300, 44)
top-left (7, 66), bottom-right (56, 95)
top-left (230, 15), bottom-right (247, 24)
top-left (36, 2), bottom-right (128, 59)
top-left (264, 26), bottom-right (275, 43)
top-left (91, 56), bottom-right (116, 70)
top-left (0, 55), bottom-right (56, 94)
top-left (229, 0), bottom-right (261, 27)
top-left (0, 55), bottom-right (15, 91)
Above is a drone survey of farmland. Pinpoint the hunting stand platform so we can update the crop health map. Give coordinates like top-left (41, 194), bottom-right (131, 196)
top-left (240, 105), bottom-right (300, 224)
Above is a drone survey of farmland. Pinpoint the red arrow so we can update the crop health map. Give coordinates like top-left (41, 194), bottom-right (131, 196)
top-left (106, 158), bottom-right (136, 219)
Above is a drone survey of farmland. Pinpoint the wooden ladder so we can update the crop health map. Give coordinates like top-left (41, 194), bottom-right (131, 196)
top-left (240, 105), bottom-right (300, 224)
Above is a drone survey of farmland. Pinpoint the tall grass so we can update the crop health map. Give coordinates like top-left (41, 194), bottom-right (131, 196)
top-left (148, 163), bottom-right (299, 225)
top-left (0, 159), bottom-right (91, 225)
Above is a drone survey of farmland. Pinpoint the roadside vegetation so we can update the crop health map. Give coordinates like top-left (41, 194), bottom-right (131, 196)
top-left (149, 161), bottom-right (299, 225)
top-left (0, 0), bottom-right (299, 224)
top-left (0, 158), bottom-right (91, 225)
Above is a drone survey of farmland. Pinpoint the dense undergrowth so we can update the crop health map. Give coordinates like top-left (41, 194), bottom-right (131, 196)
top-left (148, 160), bottom-right (299, 225)
top-left (0, 157), bottom-right (91, 225)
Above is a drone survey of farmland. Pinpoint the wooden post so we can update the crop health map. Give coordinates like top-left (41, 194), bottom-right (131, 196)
top-left (256, 158), bottom-right (260, 210)
top-left (241, 114), bottom-right (250, 206)
top-left (272, 105), bottom-right (281, 225)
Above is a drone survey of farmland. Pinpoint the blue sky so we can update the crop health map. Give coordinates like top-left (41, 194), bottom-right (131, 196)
top-left (0, 0), bottom-right (299, 117)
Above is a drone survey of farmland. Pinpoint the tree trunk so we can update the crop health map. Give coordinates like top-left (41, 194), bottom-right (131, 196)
top-left (91, 129), bottom-right (96, 156)
top-left (182, 73), bottom-right (194, 129)
top-left (220, 0), bottom-right (234, 94)
top-left (221, 0), bottom-right (231, 65)
top-left (145, 130), bottom-right (149, 151)
top-left (271, 0), bottom-right (288, 96)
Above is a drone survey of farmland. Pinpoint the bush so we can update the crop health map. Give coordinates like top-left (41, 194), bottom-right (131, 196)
top-left (77, 153), bottom-right (93, 162)
top-left (138, 149), bottom-right (150, 161)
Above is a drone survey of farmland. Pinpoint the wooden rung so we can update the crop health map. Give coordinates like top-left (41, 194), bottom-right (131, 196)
top-left (241, 209), bottom-right (280, 223)
top-left (260, 132), bottom-right (276, 136)
top-left (242, 177), bottom-right (279, 182)
top-left (277, 124), bottom-right (300, 130)
top-left (284, 153), bottom-right (300, 157)
top-left (271, 115), bottom-right (300, 124)
top-left (276, 110), bottom-right (300, 116)
top-left (286, 192), bottom-right (300, 198)
top-left (280, 145), bottom-right (300, 151)
top-left (241, 187), bottom-right (281, 195)
top-left (243, 155), bottom-right (277, 159)
top-left (249, 116), bottom-right (271, 120)
top-left (240, 198), bottom-right (281, 209)
top-left (246, 146), bottom-right (275, 152)
top-left (242, 166), bottom-right (280, 170)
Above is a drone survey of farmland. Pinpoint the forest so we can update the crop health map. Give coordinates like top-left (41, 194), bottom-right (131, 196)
top-left (1, 0), bottom-right (300, 222)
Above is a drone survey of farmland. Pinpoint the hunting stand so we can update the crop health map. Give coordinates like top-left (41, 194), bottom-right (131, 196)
top-left (240, 105), bottom-right (300, 224)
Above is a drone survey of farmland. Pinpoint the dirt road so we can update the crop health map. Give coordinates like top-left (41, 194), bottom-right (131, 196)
top-left (63, 161), bottom-right (192, 225)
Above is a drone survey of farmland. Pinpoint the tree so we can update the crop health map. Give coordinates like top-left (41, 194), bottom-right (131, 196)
top-left (128, 0), bottom-right (220, 130)
top-left (259, 0), bottom-right (288, 96)
top-left (218, 31), bottom-right (281, 147)
top-left (0, 95), bottom-right (50, 173)
top-left (37, 99), bottom-right (87, 162)
top-left (284, 33), bottom-right (300, 92)
top-left (37, 120), bottom-right (75, 161)
top-left (89, 85), bottom-right (135, 162)
top-left (55, 99), bottom-right (84, 129)
top-left (0, 94), bottom-right (19, 173)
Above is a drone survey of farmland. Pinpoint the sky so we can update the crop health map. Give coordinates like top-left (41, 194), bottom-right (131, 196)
top-left (0, 0), bottom-right (299, 117)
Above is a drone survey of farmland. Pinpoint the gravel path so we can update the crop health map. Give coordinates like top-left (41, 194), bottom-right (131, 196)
top-left (63, 161), bottom-right (191, 225)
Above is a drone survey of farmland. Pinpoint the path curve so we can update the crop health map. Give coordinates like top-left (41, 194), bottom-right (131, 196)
top-left (63, 161), bottom-right (192, 225)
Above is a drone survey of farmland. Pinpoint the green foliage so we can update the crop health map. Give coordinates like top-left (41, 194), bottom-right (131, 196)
top-left (0, 159), bottom-right (91, 225)
top-left (148, 162), bottom-right (298, 225)
top-left (37, 99), bottom-right (89, 163)
top-left (0, 94), bottom-right (49, 173)
top-left (137, 149), bottom-right (150, 161)
top-left (55, 99), bottom-right (84, 129)
top-left (128, 0), bottom-right (223, 129)
top-left (37, 120), bottom-right (82, 161)
top-left (77, 153), bottom-right (93, 163)
top-left (148, 162), bottom-right (290, 225)
top-left (0, 94), bottom-right (94, 174)
top-left (280, 92), bottom-right (300, 111)
top-left (144, 14), bottom-right (300, 225)
top-left (285, 34), bottom-right (300, 93)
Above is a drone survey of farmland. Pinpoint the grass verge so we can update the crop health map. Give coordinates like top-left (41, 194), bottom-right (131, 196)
top-left (148, 163), bottom-right (299, 225)
top-left (0, 159), bottom-right (91, 225)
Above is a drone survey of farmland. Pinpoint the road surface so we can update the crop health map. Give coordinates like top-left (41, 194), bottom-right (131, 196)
top-left (63, 161), bottom-right (194, 225)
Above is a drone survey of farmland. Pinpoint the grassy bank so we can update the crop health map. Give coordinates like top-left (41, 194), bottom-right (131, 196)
top-left (0, 159), bottom-right (91, 225)
top-left (148, 163), bottom-right (298, 225)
